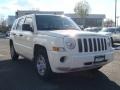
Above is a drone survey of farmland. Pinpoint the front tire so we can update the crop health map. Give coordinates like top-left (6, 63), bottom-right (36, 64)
top-left (10, 43), bottom-right (19, 61)
top-left (34, 49), bottom-right (52, 79)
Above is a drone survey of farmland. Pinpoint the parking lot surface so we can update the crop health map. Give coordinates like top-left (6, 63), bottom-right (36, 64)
top-left (0, 39), bottom-right (120, 90)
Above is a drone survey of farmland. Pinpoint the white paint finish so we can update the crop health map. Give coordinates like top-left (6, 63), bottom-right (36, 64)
top-left (47, 51), bottom-right (113, 73)
top-left (10, 14), bottom-right (114, 73)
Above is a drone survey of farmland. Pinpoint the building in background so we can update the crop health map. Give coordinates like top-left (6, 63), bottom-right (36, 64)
top-left (16, 10), bottom-right (64, 18)
top-left (65, 13), bottom-right (105, 28)
top-left (7, 10), bottom-right (105, 29)
top-left (7, 16), bottom-right (15, 27)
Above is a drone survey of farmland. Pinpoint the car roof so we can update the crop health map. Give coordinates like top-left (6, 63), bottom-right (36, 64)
top-left (18, 14), bottom-right (66, 18)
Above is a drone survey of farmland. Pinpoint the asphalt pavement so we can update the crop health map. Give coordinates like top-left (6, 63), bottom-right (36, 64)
top-left (0, 38), bottom-right (120, 90)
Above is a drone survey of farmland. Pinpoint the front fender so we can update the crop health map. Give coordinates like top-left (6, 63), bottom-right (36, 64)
top-left (34, 35), bottom-right (64, 51)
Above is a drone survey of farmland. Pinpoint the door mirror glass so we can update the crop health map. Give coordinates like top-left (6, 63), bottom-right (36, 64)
top-left (22, 24), bottom-right (33, 32)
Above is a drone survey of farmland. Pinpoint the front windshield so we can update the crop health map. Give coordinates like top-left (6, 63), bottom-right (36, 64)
top-left (36, 15), bottom-right (80, 30)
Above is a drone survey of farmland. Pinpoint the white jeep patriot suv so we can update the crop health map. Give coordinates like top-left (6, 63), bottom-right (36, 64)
top-left (10, 14), bottom-right (113, 78)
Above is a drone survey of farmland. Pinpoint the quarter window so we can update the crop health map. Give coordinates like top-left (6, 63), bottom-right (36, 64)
top-left (12, 20), bottom-right (17, 30)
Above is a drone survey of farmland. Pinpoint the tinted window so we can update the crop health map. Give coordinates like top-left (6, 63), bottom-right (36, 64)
top-left (36, 15), bottom-right (80, 30)
top-left (16, 18), bottom-right (24, 30)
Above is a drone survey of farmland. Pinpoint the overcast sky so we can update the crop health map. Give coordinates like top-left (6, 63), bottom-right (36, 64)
top-left (0, 0), bottom-right (120, 22)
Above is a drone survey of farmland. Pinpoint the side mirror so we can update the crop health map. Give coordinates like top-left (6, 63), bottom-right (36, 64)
top-left (22, 24), bottom-right (33, 32)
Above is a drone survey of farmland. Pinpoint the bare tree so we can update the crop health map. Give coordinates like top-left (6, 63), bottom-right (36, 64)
top-left (0, 15), bottom-right (8, 33)
top-left (103, 19), bottom-right (115, 27)
top-left (74, 0), bottom-right (90, 27)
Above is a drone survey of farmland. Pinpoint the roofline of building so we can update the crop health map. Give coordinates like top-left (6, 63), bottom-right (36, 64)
top-left (65, 13), bottom-right (105, 19)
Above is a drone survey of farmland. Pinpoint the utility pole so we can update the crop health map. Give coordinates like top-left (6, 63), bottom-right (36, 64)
top-left (115, 0), bottom-right (117, 27)
top-left (116, 16), bottom-right (120, 26)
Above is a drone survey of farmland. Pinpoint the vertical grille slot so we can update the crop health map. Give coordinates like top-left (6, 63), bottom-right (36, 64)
top-left (83, 39), bottom-right (88, 52)
top-left (93, 38), bottom-right (97, 52)
top-left (101, 38), bottom-right (104, 50)
top-left (88, 38), bottom-right (93, 52)
top-left (104, 39), bottom-right (107, 50)
top-left (78, 39), bottom-right (83, 52)
top-left (97, 38), bottom-right (101, 51)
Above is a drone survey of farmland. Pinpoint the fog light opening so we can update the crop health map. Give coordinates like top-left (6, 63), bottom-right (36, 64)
top-left (60, 56), bottom-right (66, 63)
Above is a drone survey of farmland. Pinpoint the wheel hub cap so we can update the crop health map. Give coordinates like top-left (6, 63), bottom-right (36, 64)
top-left (37, 55), bottom-right (46, 76)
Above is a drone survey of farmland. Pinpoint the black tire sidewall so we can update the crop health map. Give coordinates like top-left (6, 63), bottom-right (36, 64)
top-left (10, 43), bottom-right (18, 61)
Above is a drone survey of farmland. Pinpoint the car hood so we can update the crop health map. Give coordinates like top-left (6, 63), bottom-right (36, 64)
top-left (98, 32), bottom-right (112, 36)
top-left (37, 30), bottom-right (107, 38)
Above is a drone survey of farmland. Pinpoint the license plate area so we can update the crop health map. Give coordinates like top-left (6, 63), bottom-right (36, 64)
top-left (94, 55), bottom-right (105, 63)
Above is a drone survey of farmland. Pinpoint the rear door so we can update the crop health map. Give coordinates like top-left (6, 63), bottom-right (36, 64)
top-left (11, 17), bottom-right (25, 54)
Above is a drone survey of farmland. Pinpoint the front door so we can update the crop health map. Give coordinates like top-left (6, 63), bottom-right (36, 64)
top-left (20, 17), bottom-right (34, 59)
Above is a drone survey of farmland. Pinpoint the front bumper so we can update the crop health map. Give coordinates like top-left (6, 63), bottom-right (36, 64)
top-left (47, 51), bottom-right (113, 73)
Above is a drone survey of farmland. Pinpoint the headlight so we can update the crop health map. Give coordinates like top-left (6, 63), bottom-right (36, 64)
top-left (64, 38), bottom-right (76, 49)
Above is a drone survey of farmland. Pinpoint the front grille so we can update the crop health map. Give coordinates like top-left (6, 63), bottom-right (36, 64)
top-left (78, 38), bottom-right (107, 52)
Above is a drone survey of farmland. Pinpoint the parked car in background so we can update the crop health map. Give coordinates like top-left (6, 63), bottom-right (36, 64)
top-left (0, 32), bottom-right (6, 38)
top-left (6, 31), bottom-right (10, 37)
top-left (84, 27), bottom-right (102, 32)
top-left (78, 25), bottom-right (84, 30)
top-left (99, 27), bottom-right (120, 43)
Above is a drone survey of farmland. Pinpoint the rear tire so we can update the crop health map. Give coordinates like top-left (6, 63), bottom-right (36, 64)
top-left (10, 42), bottom-right (19, 61)
top-left (34, 48), bottom-right (53, 79)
